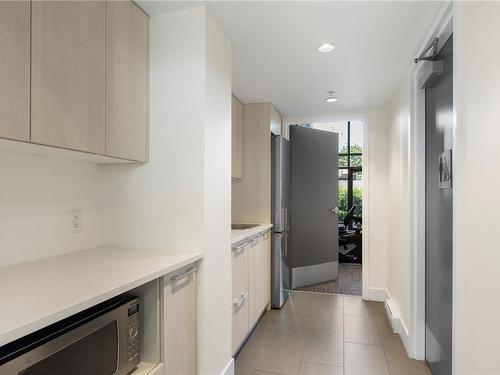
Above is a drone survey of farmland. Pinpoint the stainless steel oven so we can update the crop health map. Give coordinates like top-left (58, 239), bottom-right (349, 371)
top-left (0, 296), bottom-right (140, 375)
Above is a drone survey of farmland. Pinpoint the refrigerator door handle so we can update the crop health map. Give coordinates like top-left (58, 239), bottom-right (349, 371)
top-left (274, 208), bottom-right (285, 232)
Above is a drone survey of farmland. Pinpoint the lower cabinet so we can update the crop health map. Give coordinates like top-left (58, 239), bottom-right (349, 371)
top-left (232, 229), bottom-right (272, 354)
top-left (261, 231), bottom-right (271, 309)
top-left (163, 267), bottom-right (198, 375)
top-left (248, 235), bottom-right (262, 326)
top-left (232, 241), bottom-right (250, 354)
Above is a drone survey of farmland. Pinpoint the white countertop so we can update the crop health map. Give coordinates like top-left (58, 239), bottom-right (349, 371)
top-left (231, 223), bottom-right (273, 245)
top-left (0, 247), bottom-right (203, 346)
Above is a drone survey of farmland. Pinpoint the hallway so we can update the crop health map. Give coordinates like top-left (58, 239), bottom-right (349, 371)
top-left (235, 292), bottom-right (429, 375)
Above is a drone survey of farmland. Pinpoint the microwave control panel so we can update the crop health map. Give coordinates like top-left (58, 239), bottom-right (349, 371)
top-left (127, 302), bottom-right (140, 363)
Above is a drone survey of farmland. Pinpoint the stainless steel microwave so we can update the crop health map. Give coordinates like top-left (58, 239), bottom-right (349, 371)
top-left (0, 296), bottom-right (140, 375)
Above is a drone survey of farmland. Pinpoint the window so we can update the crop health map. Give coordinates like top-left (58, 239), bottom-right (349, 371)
top-left (338, 120), bottom-right (362, 220)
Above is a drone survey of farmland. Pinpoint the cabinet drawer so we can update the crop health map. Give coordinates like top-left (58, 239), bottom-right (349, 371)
top-left (232, 241), bottom-right (249, 353)
top-left (164, 267), bottom-right (198, 375)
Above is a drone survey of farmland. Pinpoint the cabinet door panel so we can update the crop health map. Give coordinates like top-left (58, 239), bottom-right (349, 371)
top-left (0, 1), bottom-right (30, 141)
top-left (262, 231), bottom-right (272, 309)
top-left (248, 236), bottom-right (261, 326)
top-left (232, 242), bottom-right (249, 353)
top-left (164, 269), bottom-right (197, 375)
top-left (31, 1), bottom-right (105, 153)
top-left (106, 1), bottom-right (149, 161)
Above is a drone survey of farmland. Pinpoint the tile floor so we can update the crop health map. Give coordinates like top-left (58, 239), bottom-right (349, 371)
top-left (235, 291), bottom-right (430, 375)
top-left (295, 264), bottom-right (362, 296)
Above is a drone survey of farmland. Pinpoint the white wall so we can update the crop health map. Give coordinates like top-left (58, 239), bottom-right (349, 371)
top-left (0, 152), bottom-right (103, 267)
top-left (200, 10), bottom-right (233, 375)
top-left (387, 78), bottom-right (412, 333)
top-left (102, 7), bottom-right (232, 375)
top-left (454, 3), bottom-right (500, 372)
top-left (101, 7), bottom-right (205, 252)
top-left (364, 110), bottom-right (390, 297)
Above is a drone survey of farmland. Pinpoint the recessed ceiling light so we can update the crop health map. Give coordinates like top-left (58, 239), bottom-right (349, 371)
top-left (318, 43), bottom-right (336, 53)
top-left (325, 91), bottom-right (338, 103)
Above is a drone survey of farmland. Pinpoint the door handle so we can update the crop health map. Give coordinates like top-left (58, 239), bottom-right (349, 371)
top-left (330, 206), bottom-right (339, 214)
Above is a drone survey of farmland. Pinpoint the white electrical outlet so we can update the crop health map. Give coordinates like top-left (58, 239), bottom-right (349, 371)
top-left (69, 209), bottom-right (82, 233)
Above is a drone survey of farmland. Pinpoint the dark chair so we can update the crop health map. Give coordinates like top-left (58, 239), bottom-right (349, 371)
top-left (339, 206), bottom-right (362, 263)
top-left (343, 205), bottom-right (357, 230)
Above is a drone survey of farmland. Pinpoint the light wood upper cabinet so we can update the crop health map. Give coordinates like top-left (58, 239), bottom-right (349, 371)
top-left (232, 95), bottom-right (244, 178)
top-left (164, 268), bottom-right (197, 375)
top-left (106, 1), bottom-right (149, 161)
top-left (0, 1), bottom-right (30, 141)
top-left (31, 1), bottom-right (106, 153)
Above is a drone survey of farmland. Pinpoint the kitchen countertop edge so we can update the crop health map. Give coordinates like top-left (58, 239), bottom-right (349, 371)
top-left (231, 223), bottom-right (273, 245)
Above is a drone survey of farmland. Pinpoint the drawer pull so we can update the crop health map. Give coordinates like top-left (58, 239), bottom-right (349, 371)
top-left (171, 267), bottom-right (198, 285)
top-left (232, 242), bottom-right (247, 255)
top-left (233, 293), bottom-right (248, 309)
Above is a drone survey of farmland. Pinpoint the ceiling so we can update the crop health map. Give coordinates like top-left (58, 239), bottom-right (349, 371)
top-left (139, 1), bottom-right (443, 118)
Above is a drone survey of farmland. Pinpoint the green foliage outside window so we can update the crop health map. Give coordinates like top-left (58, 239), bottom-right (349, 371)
top-left (339, 144), bottom-right (363, 167)
top-left (338, 185), bottom-right (362, 221)
top-left (338, 140), bottom-right (363, 221)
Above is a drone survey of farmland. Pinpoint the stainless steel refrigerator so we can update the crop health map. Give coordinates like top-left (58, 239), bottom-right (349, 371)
top-left (271, 134), bottom-right (291, 308)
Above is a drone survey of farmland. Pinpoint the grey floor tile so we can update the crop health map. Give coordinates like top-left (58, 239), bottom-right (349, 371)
top-left (254, 333), bottom-right (306, 375)
top-left (286, 291), bottom-right (318, 314)
top-left (236, 292), bottom-right (430, 375)
top-left (240, 322), bottom-right (272, 356)
top-left (382, 335), bottom-right (431, 375)
top-left (315, 293), bottom-right (344, 309)
top-left (302, 306), bottom-right (344, 334)
top-left (302, 329), bottom-right (343, 366)
top-left (344, 314), bottom-right (381, 345)
top-left (298, 362), bottom-right (343, 375)
top-left (345, 342), bottom-right (390, 375)
top-left (344, 296), bottom-right (379, 317)
top-left (235, 349), bottom-right (258, 375)
top-left (267, 310), bottom-right (307, 337)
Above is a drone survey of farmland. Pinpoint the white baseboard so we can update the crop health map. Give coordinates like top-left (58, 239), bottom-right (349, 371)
top-left (220, 358), bottom-right (234, 375)
top-left (366, 287), bottom-right (389, 302)
top-left (292, 261), bottom-right (338, 289)
top-left (385, 298), bottom-right (411, 356)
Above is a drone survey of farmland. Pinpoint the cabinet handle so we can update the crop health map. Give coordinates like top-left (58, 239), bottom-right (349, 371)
top-left (171, 267), bottom-right (198, 286)
top-left (250, 237), bottom-right (259, 245)
top-left (233, 292), bottom-right (248, 309)
top-left (232, 242), bottom-right (247, 255)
